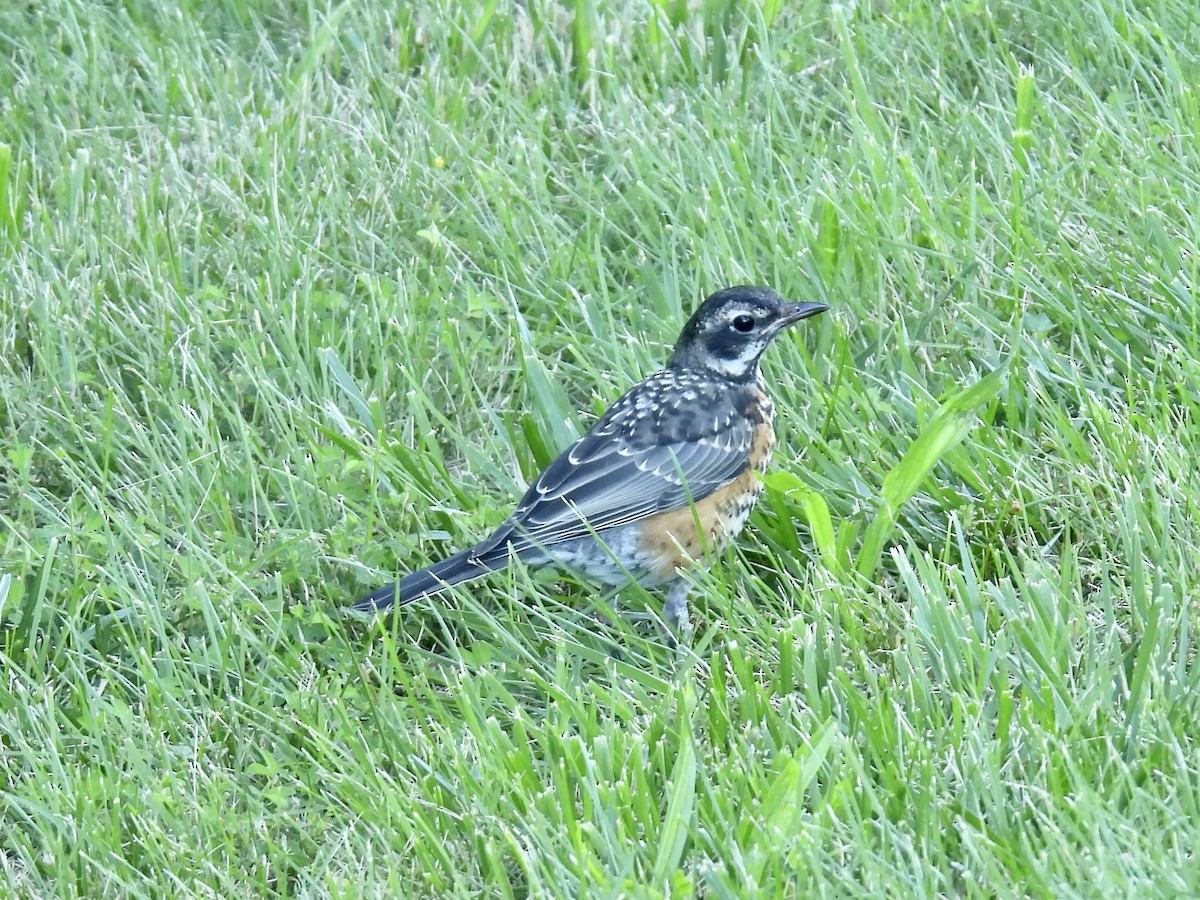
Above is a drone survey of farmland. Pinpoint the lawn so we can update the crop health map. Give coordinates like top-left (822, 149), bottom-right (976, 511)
top-left (2, 0), bottom-right (1199, 895)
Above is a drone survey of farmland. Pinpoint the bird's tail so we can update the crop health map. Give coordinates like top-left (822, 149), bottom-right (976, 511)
top-left (349, 547), bottom-right (505, 614)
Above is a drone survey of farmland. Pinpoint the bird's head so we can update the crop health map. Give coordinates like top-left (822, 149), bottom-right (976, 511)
top-left (668, 285), bottom-right (828, 379)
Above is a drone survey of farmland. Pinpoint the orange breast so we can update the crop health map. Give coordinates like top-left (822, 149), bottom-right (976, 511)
top-left (637, 418), bottom-right (774, 577)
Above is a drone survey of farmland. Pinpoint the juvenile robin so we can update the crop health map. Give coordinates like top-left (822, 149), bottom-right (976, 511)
top-left (351, 285), bottom-right (828, 635)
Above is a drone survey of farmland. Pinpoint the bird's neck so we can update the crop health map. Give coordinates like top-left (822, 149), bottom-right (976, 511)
top-left (667, 351), bottom-right (762, 383)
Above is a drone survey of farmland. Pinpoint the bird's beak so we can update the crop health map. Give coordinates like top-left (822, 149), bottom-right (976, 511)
top-left (779, 301), bottom-right (830, 325)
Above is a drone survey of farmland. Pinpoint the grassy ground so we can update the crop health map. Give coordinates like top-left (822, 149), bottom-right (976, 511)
top-left (2, 0), bottom-right (1199, 895)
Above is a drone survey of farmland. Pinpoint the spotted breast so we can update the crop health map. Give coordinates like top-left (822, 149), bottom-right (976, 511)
top-left (635, 374), bottom-right (775, 579)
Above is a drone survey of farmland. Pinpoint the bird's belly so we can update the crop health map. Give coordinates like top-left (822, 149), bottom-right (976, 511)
top-left (532, 418), bottom-right (775, 588)
top-left (509, 481), bottom-right (765, 589)
top-left (535, 527), bottom-right (673, 587)
top-left (633, 419), bottom-right (773, 579)
top-left (633, 474), bottom-right (765, 580)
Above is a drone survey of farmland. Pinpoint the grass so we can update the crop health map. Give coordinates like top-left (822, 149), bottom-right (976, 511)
top-left (2, 0), bottom-right (1199, 895)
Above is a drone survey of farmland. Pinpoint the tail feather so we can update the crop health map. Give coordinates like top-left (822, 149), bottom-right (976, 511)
top-left (349, 547), bottom-right (506, 614)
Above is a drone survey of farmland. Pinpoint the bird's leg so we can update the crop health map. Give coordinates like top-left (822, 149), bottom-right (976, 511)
top-left (662, 580), bottom-right (692, 644)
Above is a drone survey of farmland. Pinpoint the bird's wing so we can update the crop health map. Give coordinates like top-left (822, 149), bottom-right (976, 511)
top-left (470, 399), bottom-right (755, 561)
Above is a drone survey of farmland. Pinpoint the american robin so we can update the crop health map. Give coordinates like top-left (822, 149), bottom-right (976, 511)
top-left (351, 285), bottom-right (828, 636)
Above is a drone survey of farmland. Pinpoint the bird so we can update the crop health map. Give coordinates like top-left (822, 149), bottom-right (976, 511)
top-left (351, 285), bottom-right (828, 637)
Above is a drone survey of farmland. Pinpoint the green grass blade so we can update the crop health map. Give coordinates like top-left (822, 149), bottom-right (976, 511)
top-left (855, 366), bottom-right (1007, 578)
top-left (651, 682), bottom-right (698, 886)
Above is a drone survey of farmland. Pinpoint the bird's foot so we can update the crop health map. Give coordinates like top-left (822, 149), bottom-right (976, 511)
top-left (662, 580), bottom-right (693, 648)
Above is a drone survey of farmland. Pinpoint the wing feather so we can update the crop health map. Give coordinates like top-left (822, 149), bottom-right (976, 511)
top-left (472, 410), bottom-right (755, 560)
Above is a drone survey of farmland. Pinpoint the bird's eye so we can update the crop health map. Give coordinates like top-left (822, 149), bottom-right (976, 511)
top-left (731, 315), bottom-right (756, 333)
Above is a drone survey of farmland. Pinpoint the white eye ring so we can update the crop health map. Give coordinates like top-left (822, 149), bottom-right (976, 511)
top-left (731, 315), bottom-right (756, 332)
